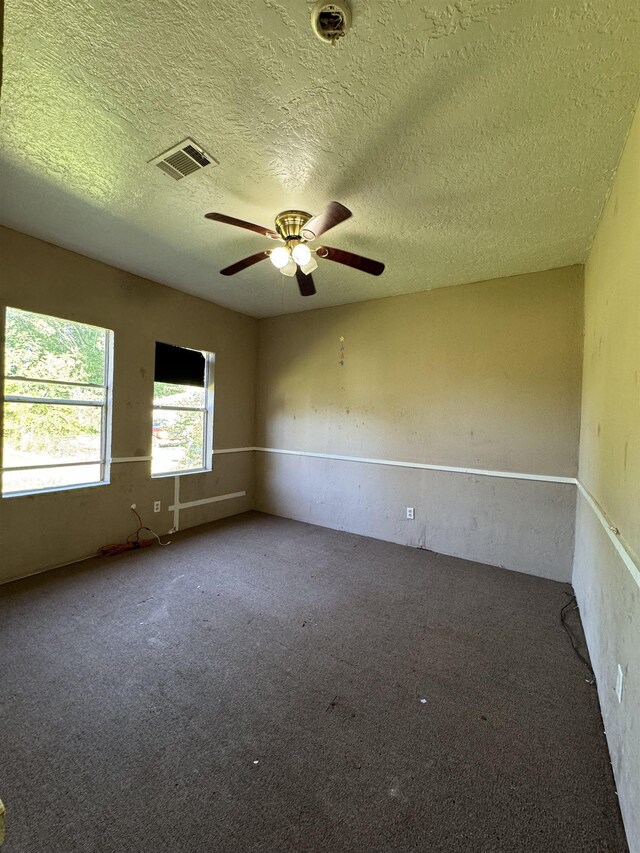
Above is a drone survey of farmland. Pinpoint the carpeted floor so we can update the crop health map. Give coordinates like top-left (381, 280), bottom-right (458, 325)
top-left (0, 511), bottom-right (627, 852)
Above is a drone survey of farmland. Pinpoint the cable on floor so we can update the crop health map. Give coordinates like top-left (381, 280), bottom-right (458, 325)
top-left (98, 507), bottom-right (171, 557)
top-left (560, 591), bottom-right (595, 685)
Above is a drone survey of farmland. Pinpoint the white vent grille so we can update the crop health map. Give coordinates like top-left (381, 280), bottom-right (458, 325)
top-left (150, 138), bottom-right (218, 181)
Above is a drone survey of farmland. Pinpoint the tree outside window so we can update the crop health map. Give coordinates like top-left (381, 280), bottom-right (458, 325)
top-left (2, 308), bottom-right (113, 496)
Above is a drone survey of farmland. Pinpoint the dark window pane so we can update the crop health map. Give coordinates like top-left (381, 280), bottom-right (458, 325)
top-left (154, 342), bottom-right (204, 388)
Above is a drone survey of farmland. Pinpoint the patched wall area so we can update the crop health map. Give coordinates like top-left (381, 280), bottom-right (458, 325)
top-left (255, 266), bottom-right (584, 581)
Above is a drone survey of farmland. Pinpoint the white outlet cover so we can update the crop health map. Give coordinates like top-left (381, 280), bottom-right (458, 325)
top-left (406, 507), bottom-right (415, 520)
top-left (615, 664), bottom-right (624, 703)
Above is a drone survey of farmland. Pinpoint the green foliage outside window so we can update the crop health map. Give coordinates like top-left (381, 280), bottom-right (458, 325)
top-left (152, 381), bottom-right (207, 474)
top-left (3, 308), bottom-right (107, 464)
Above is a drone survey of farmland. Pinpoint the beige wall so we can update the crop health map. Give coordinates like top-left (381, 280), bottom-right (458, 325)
top-left (573, 104), bottom-right (640, 852)
top-left (255, 266), bottom-right (584, 581)
top-left (0, 227), bottom-right (257, 583)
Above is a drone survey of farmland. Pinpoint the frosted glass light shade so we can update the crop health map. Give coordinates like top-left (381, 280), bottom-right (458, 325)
top-left (270, 246), bottom-right (290, 268)
top-left (300, 256), bottom-right (318, 275)
top-left (281, 258), bottom-right (297, 277)
top-left (292, 243), bottom-right (312, 265)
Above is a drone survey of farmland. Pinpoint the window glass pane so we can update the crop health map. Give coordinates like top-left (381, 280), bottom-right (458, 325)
top-left (153, 382), bottom-right (205, 409)
top-left (151, 409), bottom-right (205, 474)
top-left (5, 308), bottom-right (107, 384)
top-left (2, 464), bottom-right (103, 496)
top-left (3, 403), bottom-right (103, 468)
top-left (4, 379), bottom-right (104, 402)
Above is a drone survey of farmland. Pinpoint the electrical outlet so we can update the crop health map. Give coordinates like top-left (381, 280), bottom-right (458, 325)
top-left (406, 507), bottom-right (415, 520)
top-left (615, 664), bottom-right (624, 703)
top-left (154, 501), bottom-right (161, 513)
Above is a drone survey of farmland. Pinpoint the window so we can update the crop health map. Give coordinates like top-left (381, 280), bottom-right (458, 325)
top-left (2, 308), bottom-right (113, 496)
top-left (151, 342), bottom-right (214, 476)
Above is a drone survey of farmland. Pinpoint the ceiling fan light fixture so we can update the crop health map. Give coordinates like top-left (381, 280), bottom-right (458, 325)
top-left (292, 243), bottom-right (312, 265)
top-left (206, 201), bottom-right (384, 297)
top-left (270, 246), bottom-right (291, 269)
top-left (281, 258), bottom-right (297, 277)
top-left (300, 256), bottom-right (318, 275)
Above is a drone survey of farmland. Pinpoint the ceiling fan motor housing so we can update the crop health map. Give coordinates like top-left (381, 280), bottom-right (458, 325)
top-left (275, 210), bottom-right (312, 241)
top-left (311, 1), bottom-right (352, 45)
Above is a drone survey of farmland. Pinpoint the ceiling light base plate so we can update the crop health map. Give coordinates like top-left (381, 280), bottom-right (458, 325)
top-left (311, 1), bottom-right (352, 45)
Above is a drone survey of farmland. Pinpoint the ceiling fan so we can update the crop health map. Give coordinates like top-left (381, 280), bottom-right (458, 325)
top-left (204, 202), bottom-right (384, 297)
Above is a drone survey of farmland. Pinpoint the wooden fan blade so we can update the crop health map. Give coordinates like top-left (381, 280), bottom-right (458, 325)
top-left (220, 251), bottom-right (270, 276)
top-left (205, 212), bottom-right (279, 239)
top-left (316, 246), bottom-right (385, 276)
top-left (296, 267), bottom-right (316, 297)
top-left (301, 202), bottom-right (352, 240)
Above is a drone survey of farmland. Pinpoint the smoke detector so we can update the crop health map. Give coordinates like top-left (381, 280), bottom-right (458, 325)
top-left (150, 138), bottom-right (218, 181)
top-left (311, 1), bottom-right (351, 45)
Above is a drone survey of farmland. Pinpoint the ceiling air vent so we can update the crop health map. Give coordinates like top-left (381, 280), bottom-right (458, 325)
top-left (150, 138), bottom-right (218, 181)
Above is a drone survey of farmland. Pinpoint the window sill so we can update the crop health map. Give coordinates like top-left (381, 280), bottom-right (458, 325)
top-left (2, 479), bottom-right (109, 499)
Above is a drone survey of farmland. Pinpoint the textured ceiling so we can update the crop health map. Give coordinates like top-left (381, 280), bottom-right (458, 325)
top-left (1, 1), bottom-right (639, 318)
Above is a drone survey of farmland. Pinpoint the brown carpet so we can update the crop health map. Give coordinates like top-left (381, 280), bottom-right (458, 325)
top-left (0, 511), bottom-right (627, 852)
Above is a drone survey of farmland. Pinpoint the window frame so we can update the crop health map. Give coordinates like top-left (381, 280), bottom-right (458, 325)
top-left (151, 347), bottom-right (215, 478)
top-left (1, 307), bottom-right (114, 498)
